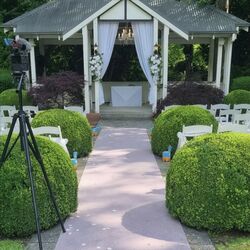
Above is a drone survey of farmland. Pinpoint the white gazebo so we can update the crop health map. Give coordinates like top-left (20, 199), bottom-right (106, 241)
top-left (3, 0), bottom-right (249, 114)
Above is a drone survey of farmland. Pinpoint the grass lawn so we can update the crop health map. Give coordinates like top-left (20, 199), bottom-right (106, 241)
top-left (210, 232), bottom-right (250, 250)
top-left (0, 240), bottom-right (24, 250)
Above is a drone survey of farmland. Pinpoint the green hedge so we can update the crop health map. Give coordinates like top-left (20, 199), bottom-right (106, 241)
top-left (151, 106), bottom-right (217, 156)
top-left (0, 136), bottom-right (77, 237)
top-left (0, 88), bottom-right (32, 106)
top-left (231, 76), bottom-right (250, 91)
top-left (0, 69), bottom-right (13, 93)
top-left (167, 133), bottom-right (250, 232)
top-left (224, 90), bottom-right (250, 105)
top-left (32, 109), bottom-right (92, 157)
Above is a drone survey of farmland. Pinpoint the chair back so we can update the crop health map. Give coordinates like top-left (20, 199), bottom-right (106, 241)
top-left (23, 106), bottom-right (39, 116)
top-left (64, 106), bottom-right (86, 116)
top-left (32, 126), bottom-right (62, 139)
top-left (233, 104), bottom-right (250, 113)
top-left (218, 123), bottom-right (249, 133)
top-left (0, 105), bottom-right (16, 117)
top-left (219, 109), bottom-right (241, 123)
top-left (182, 125), bottom-right (213, 137)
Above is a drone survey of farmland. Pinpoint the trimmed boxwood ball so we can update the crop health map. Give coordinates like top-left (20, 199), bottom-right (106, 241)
top-left (223, 90), bottom-right (250, 104)
top-left (32, 109), bottom-right (92, 157)
top-left (0, 88), bottom-right (32, 106)
top-left (0, 136), bottom-right (77, 237)
top-left (151, 106), bottom-right (218, 156)
top-left (166, 133), bottom-right (250, 232)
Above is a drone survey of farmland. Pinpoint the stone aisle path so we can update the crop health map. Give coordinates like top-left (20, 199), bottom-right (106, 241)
top-left (55, 127), bottom-right (190, 250)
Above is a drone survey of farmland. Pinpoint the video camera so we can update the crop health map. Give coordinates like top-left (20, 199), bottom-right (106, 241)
top-left (4, 35), bottom-right (31, 73)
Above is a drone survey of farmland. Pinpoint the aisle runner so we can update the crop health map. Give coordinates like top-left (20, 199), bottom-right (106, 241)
top-left (55, 128), bottom-right (190, 250)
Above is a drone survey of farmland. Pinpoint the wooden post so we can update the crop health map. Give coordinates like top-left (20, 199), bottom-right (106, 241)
top-left (208, 38), bottom-right (215, 82)
top-left (93, 18), bottom-right (100, 113)
top-left (223, 37), bottom-right (233, 95)
top-left (215, 38), bottom-right (224, 89)
top-left (153, 18), bottom-right (158, 113)
top-left (29, 39), bottom-right (37, 86)
top-left (82, 26), bottom-right (90, 113)
top-left (162, 25), bottom-right (169, 99)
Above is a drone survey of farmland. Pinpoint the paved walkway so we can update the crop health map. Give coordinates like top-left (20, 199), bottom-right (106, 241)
top-left (55, 127), bottom-right (190, 250)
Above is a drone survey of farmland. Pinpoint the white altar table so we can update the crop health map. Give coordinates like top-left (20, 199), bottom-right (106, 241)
top-left (111, 86), bottom-right (142, 107)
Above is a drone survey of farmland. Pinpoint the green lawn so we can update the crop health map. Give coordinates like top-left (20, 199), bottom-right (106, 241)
top-left (210, 232), bottom-right (250, 250)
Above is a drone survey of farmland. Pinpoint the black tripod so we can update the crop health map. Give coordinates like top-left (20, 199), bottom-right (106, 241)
top-left (0, 72), bottom-right (66, 250)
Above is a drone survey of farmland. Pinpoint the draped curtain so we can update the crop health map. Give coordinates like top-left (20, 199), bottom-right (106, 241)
top-left (132, 22), bottom-right (155, 104)
top-left (98, 22), bottom-right (119, 105)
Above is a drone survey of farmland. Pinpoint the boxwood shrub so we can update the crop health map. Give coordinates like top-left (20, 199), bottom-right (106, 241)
top-left (223, 90), bottom-right (250, 104)
top-left (0, 88), bottom-right (32, 106)
top-left (32, 109), bottom-right (92, 157)
top-left (231, 76), bottom-right (250, 91)
top-left (0, 136), bottom-right (77, 237)
top-left (151, 106), bottom-right (217, 156)
top-left (166, 133), bottom-right (250, 232)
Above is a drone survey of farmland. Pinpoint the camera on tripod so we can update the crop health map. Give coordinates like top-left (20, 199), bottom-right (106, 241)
top-left (4, 35), bottom-right (31, 73)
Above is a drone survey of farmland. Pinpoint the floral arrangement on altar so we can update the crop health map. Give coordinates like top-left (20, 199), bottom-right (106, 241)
top-left (149, 44), bottom-right (162, 80)
top-left (89, 44), bottom-right (103, 81)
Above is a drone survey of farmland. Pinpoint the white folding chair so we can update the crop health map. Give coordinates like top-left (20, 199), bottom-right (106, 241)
top-left (23, 106), bottom-right (39, 118)
top-left (177, 124), bottom-right (213, 149)
top-left (0, 105), bottom-right (16, 117)
top-left (210, 104), bottom-right (231, 121)
top-left (218, 109), bottom-right (241, 123)
top-left (218, 123), bottom-right (249, 133)
top-left (0, 116), bottom-right (20, 135)
top-left (32, 126), bottom-right (69, 155)
top-left (64, 106), bottom-right (86, 116)
top-left (233, 104), bottom-right (250, 113)
top-left (234, 114), bottom-right (250, 126)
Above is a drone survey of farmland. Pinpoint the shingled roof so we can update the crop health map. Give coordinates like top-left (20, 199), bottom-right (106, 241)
top-left (2, 0), bottom-right (249, 39)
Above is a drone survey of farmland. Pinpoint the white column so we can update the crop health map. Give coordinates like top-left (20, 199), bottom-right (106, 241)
top-left (153, 18), bottom-right (158, 113)
top-left (162, 25), bottom-right (169, 99)
top-left (88, 30), bottom-right (93, 110)
top-left (93, 18), bottom-right (100, 113)
top-left (223, 37), bottom-right (233, 95)
top-left (215, 38), bottom-right (224, 89)
top-left (207, 38), bottom-right (215, 82)
top-left (29, 39), bottom-right (37, 85)
top-left (82, 26), bottom-right (90, 113)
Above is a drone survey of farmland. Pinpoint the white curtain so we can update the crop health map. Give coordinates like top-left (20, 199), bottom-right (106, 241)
top-left (132, 22), bottom-right (155, 104)
top-left (98, 22), bottom-right (119, 105)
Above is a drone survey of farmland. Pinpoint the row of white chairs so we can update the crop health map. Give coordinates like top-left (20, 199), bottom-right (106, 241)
top-left (177, 123), bottom-right (250, 149)
top-left (0, 125), bottom-right (69, 156)
top-left (0, 105), bottom-right (39, 118)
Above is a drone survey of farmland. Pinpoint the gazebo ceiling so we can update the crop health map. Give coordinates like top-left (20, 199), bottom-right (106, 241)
top-left (2, 0), bottom-right (249, 40)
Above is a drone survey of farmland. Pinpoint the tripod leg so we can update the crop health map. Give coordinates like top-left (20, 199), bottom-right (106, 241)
top-left (19, 115), bottom-right (43, 250)
top-left (25, 117), bottom-right (66, 233)
top-left (0, 115), bottom-right (18, 167)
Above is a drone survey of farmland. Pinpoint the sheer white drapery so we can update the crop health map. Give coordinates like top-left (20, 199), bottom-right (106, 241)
top-left (132, 22), bottom-right (155, 104)
top-left (98, 22), bottom-right (119, 105)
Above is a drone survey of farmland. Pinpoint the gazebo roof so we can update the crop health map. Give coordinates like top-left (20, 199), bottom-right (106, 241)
top-left (2, 0), bottom-right (249, 40)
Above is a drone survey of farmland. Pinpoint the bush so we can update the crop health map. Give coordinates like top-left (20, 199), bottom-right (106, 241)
top-left (29, 71), bottom-right (84, 109)
top-left (223, 90), bottom-right (250, 104)
top-left (166, 133), bottom-right (250, 232)
top-left (0, 69), bottom-right (14, 93)
top-left (32, 109), bottom-right (92, 157)
top-left (155, 82), bottom-right (224, 117)
top-left (0, 136), bottom-right (77, 237)
top-left (0, 88), bottom-right (32, 106)
top-left (151, 106), bottom-right (217, 155)
top-left (231, 76), bottom-right (250, 91)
